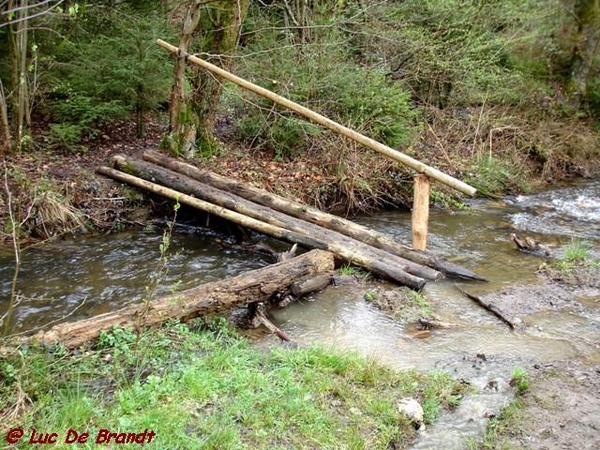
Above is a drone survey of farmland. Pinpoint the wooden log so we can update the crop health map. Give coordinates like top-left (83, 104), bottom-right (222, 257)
top-left (289, 273), bottom-right (332, 297)
top-left (412, 175), bottom-right (430, 251)
top-left (143, 150), bottom-right (486, 281)
top-left (108, 157), bottom-right (432, 288)
top-left (97, 166), bottom-right (327, 251)
top-left (19, 250), bottom-right (334, 350)
top-left (114, 155), bottom-right (438, 280)
top-left (156, 39), bottom-right (477, 197)
top-left (457, 288), bottom-right (515, 329)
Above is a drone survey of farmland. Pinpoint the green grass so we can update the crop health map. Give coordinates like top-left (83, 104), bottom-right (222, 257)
top-left (407, 290), bottom-right (432, 318)
top-left (510, 367), bottom-right (530, 395)
top-left (555, 239), bottom-right (596, 271)
top-left (339, 264), bottom-right (360, 277)
top-left (563, 239), bottom-right (589, 263)
top-left (1, 320), bottom-right (468, 449)
top-left (466, 399), bottom-right (526, 450)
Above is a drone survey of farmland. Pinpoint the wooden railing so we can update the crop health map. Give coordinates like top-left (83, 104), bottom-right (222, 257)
top-left (157, 39), bottom-right (477, 251)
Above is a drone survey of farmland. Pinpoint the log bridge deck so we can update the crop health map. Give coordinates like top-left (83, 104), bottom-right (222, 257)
top-left (98, 150), bottom-right (485, 291)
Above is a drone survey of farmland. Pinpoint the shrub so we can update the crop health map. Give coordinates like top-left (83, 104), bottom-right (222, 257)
top-left (228, 7), bottom-right (416, 160)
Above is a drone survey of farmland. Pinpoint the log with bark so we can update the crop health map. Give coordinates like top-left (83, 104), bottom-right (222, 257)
top-left (143, 150), bottom-right (486, 281)
top-left (102, 158), bottom-right (436, 289)
top-left (3, 249), bottom-right (334, 352)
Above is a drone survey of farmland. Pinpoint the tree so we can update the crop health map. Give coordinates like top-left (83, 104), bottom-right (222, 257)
top-left (568, 0), bottom-right (600, 108)
top-left (164, 0), bottom-right (249, 158)
top-left (1, 0), bottom-right (68, 152)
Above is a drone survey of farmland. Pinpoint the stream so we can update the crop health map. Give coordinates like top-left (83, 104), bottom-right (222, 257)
top-left (1, 180), bottom-right (599, 448)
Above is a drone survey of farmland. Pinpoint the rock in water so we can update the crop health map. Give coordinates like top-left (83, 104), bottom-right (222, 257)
top-left (510, 233), bottom-right (550, 256)
top-left (397, 397), bottom-right (425, 431)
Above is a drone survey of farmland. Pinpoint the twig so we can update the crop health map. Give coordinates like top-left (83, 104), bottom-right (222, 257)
top-left (256, 310), bottom-right (295, 343)
top-left (456, 286), bottom-right (515, 329)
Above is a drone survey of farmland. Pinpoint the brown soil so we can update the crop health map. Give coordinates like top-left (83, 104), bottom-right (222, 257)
top-left (477, 264), bottom-right (600, 449)
top-left (496, 360), bottom-right (600, 450)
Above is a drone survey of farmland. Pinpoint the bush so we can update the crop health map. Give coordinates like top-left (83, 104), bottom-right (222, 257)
top-left (41, 3), bottom-right (174, 150)
top-left (228, 7), bottom-right (416, 159)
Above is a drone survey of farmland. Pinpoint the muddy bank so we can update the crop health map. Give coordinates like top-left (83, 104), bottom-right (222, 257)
top-left (484, 360), bottom-right (600, 450)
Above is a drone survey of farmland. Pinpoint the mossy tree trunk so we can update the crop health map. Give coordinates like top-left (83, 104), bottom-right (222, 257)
top-left (0, 79), bottom-right (11, 155)
top-left (568, 0), bottom-right (600, 109)
top-left (165, 0), bottom-right (249, 158)
top-left (7, 0), bottom-right (32, 152)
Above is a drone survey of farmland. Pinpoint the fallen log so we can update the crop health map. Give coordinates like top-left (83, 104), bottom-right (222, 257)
top-left (103, 160), bottom-right (431, 289)
top-left (457, 287), bottom-right (515, 329)
top-left (289, 273), bottom-right (332, 297)
top-left (143, 150), bottom-right (485, 281)
top-left (13, 249), bottom-right (334, 350)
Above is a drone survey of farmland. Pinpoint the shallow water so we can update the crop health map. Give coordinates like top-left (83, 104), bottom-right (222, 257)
top-left (0, 227), bottom-right (266, 333)
top-left (266, 180), bottom-right (600, 449)
top-left (1, 180), bottom-right (599, 448)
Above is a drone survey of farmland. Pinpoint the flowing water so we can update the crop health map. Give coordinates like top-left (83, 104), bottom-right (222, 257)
top-left (1, 180), bottom-right (599, 448)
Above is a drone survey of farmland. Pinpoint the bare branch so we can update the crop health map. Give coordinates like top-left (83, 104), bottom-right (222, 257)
top-left (0, 0), bottom-right (65, 28)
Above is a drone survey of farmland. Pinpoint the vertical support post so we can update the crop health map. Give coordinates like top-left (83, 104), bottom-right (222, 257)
top-left (412, 174), bottom-right (430, 251)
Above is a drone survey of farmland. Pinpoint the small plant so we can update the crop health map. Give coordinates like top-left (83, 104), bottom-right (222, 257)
top-left (339, 264), bottom-right (359, 277)
top-left (364, 291), bottom-right (376, 302)
top-left (510, 367), bottom-right (530, 394)
top-left (555, 239), bottom-right (591, 272)
top-left (563, 239), bottom-right (589, 263)
top-left (407, 290), bottom-right (432, 317)
top-left (97, 326), bottom-right (137, 353)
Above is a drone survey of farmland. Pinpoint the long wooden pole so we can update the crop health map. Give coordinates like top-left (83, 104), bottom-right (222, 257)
top-left (412, 175), bottom-right (430, 251)
top-left (111, 155), bottom-right (440, 281)
top-left (143, 150), bottom-right (486, 280)
top-left (156, 39), bottom-right (477, 197)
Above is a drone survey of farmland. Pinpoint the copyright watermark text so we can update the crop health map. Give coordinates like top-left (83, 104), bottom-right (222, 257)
top-left (5, 428), bottom-right (156, 446)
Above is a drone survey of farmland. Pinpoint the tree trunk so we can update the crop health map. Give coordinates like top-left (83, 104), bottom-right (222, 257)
top-left (143, 150), bottom-right (485, 281)
top-left (0, 78), bottom-right (11, 154)
top-left (7, 0), bottom-right (31, 151)
top-left (108, 156), bottom-right (438, 288)
top-left (568, 0), bottom-right (600, 108)
top-left (10, 250), bottom-right (334, 350)
top-left (165, 1), bottom-right (204, 157)
top-left (165, 0), bottom-right (249, 158)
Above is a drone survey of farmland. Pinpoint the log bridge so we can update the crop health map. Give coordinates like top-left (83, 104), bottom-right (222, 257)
top-left (97, 151), bottom-right (485, 291)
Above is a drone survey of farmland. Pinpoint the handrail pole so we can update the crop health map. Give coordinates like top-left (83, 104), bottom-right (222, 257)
top-left (156, 39), bottom-right (476, 197)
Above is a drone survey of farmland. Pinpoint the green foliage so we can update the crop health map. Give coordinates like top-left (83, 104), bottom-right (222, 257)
top-left (229, 7), bottom-right (415, 159)
top-left (406, 290), bottom-right (432, 317)
top-left (339, 264), bottom-right (359, 277)
top-left (47, 123), bottom-right (86, 153)
top-left (510, 367), bottom-right (530, 394)
top-left (97, 326), bottom-right (137, 352)
top-left (563, 239), bottom-right (589, 263)
top-left (555, 238), bottom-right (594, 271)
top-left (39, 3), bottom-right (174, 150)
top-left (466, 154), bottom-right (529, 196)
top-left (356, 0), bottom-right (559, 107)
top-left (467, 399), bottom-right (525, 450)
